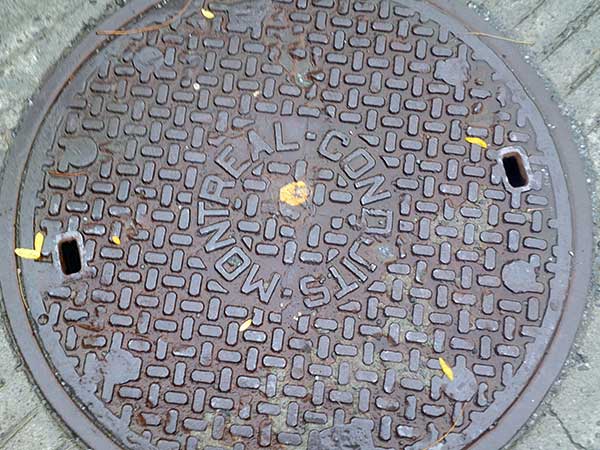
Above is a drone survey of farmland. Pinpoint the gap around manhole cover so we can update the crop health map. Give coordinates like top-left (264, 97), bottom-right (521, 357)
top-left (0, 0), bottom-right (592, 449)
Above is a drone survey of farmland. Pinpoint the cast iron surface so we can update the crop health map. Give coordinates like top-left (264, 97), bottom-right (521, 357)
top-left (0, 0), bottom-right (592, 449)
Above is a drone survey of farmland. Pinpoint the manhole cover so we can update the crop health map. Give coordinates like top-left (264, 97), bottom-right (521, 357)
top-left (0, 0), bottom-right (592, 449)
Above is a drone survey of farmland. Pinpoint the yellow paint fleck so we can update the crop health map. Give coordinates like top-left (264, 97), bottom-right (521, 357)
top-left (201, 8), bottom-right (215, 19)
top-left (15, 232), bottom-right (44, 260)
top-left (465, 136), bottom-right (488, 149)
top-left (279, 181), bottom-right (309, 206)
top-left (240, 319), bottom-right (252, 332)
top-left (439, 357), bottom-right (454, 381)
top-left (111, 235), bottom-right (121, 246)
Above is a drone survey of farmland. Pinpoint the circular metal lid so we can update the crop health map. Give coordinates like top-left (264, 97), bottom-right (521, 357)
top-left (0, 1), bottom-right (592, 449)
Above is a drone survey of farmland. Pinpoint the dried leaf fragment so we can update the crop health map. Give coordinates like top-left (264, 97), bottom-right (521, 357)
top-left (34, 232), bottom-right (44, 252)
top-left (424, 406), bottom-right (463, 450)
top-left (465, 136), bottom-right (488, 149)
top-left (240, 319), bottom-right (252, 332)
top-left (279, 181), bottom-right (309, 206)
top-left (439, 357), bottom-right (454, 381)
top-left (111, 235), bottom-right (121, 246)
top-left (466, 31), bottom-right (534, 45)
top-left (15, 232), bottom-right (45, 260)
top-left (201, 8), bottom-right (215, 19)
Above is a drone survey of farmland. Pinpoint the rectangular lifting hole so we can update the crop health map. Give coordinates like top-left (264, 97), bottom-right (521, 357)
top-left (502, 152), bottom-right (529, 188)
top-left (58, 239), bottom-right (82, 275)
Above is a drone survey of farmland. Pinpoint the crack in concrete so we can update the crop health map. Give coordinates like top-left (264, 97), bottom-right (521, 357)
top-left (541, 0), bottom-right (600, 60)
top-left (567, 49), bottom-right (600, 95)
top-left (0, 406), bottom-right (40, 449)
top-left (548, 406), bottom-right (588, 450)
top-left (514, 0), bottom-right (547, 27)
